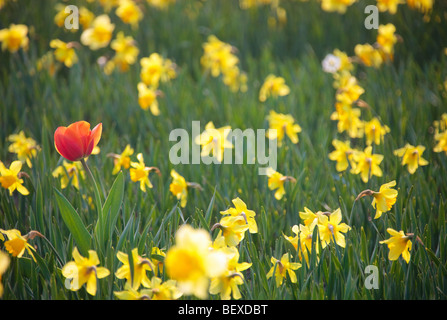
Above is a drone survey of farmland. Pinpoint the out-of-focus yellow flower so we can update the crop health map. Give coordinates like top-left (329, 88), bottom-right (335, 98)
top-left (79, 7), bottom-right (95, 29)
top-left (165, 224), bottom-right (227, 299)
top-left (377, 24), bottom-right (398, 61)
top-left (350, 146), bottom-right (383, 183)
top-left (0, 250), bottom-right (10, 298)
top-left (354, 43), bottom-right (383, 68)
top-left (7, 131), bottom-right (39, 168)
top-left (266, 110), bottom-right (302, 147)
top-left (116, 0), bottom-right (143, 28)
top-left (240, 0), bottom-right (275, 9)
top-left (105, 32), bottom-right (139, 74)
top-left (0, 229), bottom-right (42, 262)
top-left (115, 248), bottom-right (155, 289)
top-left (62, 247), bottom-right (110, 296)
top-left (0, 24), bottom-right (28, 53)
top-left (433, 114), bottom-right (447, 154)
top-left (380, 228), bottom-right (412, 263)
top-left (129, 153), bottom-right (160, 192)
top-left (137, 82), bottom-right (160, 115)
top-left (317, 208), bottom-right (351, 248)
top-left (50, 39), bottom-right (78, 68)
top-left (394, 143), bottom-right (429, 174)
top-left (266, 167), bottom-right (296, 200)
top-left (54, 3), bottom-right (70, 28)
top-left (109, 144), bottom-right (134, 175)
top-left (333, 49), bottom-right (354, 73)
top-left (364, 117), bottom-right (390, 145)
top-left (266, 253), bottom-right (301, 287)
top-left (146, 0), bottom-right (176, 10)
top-left (259, 74), bottom-right (290, 102)
top-left (209, 246), bottom-right (251, 300)
top-left (331, 107), bottom-right (364, 138)
top-left (81, 14), bottom-right (115, 50)
top-left (98, 0), bottom-right (119, 12)
top-left (0, 161), bottom-right (29, 196)
top-left (140, 53), bottom-right (177, 88)
top-left (407, 0), bottom-right (433, 14)
top-left (52, 160), bottom-right (84, 190)
top-left (220, 197), bottom-right (258, 234)
top-left (194, 121), bottom-right (234, 163)
top-left (321, 0), bottom-right (356, 13)
top-left (334, 71), bottom-right (365, 104)
top-left (376, 0), bottom-right (404, 14)
top-left (328, 139), bottom-right (354, 172)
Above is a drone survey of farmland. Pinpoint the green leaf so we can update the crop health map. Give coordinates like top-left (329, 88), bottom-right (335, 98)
top-left (99, 171), bottom-right (125, 247)
top-left (54, 188), bottom-right (91, 256)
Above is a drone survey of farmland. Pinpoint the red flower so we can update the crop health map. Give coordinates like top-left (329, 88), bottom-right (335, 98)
top-left (54, 121), bottom-right (102, 161)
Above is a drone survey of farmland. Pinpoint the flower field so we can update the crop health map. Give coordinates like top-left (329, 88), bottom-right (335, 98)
top-left (1, 0), bottom-right (447, 301)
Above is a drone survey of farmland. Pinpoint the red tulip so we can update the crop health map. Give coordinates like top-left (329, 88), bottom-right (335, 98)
top-left (54, 121), bottom-right (102, 161)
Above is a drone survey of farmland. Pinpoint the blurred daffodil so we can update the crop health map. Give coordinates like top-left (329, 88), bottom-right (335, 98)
top-left (0, 24), bottom-right (28, 53)
top-left (350, 146), bottom-right (383, 183)
top-left (259, 74), bottom-right (290, 102)
top-left (52, 160), bottom-right (85, 190)
top-left (130, 153), bottom-right (160, 192)
top-left (7, 131), bottom-right (39, 168)
top-left (266, 167), bottom-right (296, 200)
top-left (266, 110), bottom-right (301, 147)
top-left (394, 143), bottom-right (429, 174)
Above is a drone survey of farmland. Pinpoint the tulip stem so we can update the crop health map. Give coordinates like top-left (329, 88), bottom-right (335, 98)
top-left (80, 158), bottom-right (103, 214)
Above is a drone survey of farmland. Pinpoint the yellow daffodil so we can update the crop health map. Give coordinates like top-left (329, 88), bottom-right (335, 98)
top-left (266, 253), bottom-right (301, 287)
top-left (105, 32), bottom-right (139, 74)
top-left (354, 43), bottom-right (383, 68)
top-left (194, 121), bottom-right (234, 163)
top-left (140, 53), bottom-right (177, 88)
top-left (116, 0), bottom-right (143, 29)
top-left (317, 208), bottom-right (351, 248)
top-left (266, 110), bottom-right (302, 147)
top-left (151, 247), bottom-right (166, 276)
top-left (299, 207), bottom-right (324, 228)
top-left (114, 285), bottom-right (152, 300)
top-left (350, 146), bottom-right (383, 183)
top-left (137, 82), bottom-right (160, 115)
top-left (7, 131), bottom-right (39, 168)
top-left (0, 24), bottom-right (28, 53)
top-left (62, 247), bottom-right (110, 296)
top-left (259, 74), bottom-right (290, 102)
top-left (356, 180), bottom-right (398, 219)
top-left (334, 71), bottom-right (365, 105)
top-left (333, 49), bottom-right (354, 73)
top-left (109, 144), bottom-right (134, 175)
top-left (407, 0), bottom-right (433, 14)
top-left (149, 277), bottom-right (182, 300)
top-left (364, 117), bottom-right (390, 145)
top-left (79, 7), bottom-right (95, 29)
top-left (201, 35), bottom-right (238, 78)
top-left (328, 139), bottom-right (354, 172)
top-left (52, 160), bottom-right (84, 190)
top-left (220, 197), bottom-right (258, 234)
top-left (377, 23), bottom-right (398, 61)
top-left (380, 228), bottom-right (412, 263)
top-left (146, 0), bottom-right (176, 10)
top-left (266, 167), bottom-right (296, 200)
top-left (376, 0), bottom-right (404, 14)
top-left (81, 14), bottom-right (115, 50)
top-left (212, 215), bottom-right (250, 247)
top-left (0, 161), bottom-right (29, 196)
top-left (50, 39), bottom-right (78, 68)
top-left (130, 153), bottom-right (160, 192)
top-left (321, 0), bottom-right (356, 13)
top-left (169, 169), bottom-right (188, 208)
top-left (98, 0), bottom-right (119, 12)
top-left (284, 221), bottom-right (319, 265)
top-left (394, 143), bottom-right (429, 174)
top-left (434, 130), bottom-right (447, 155)
top-left (0, 229), bottom-right (43, 261)
top-left (209, 246), bottom-right (251, 300)
top-left (165, 224), bottom-right (227, 299)
top-left (331, 107), bottom-right (364, 138)
top-left (0, 250), bottom-right (10, 298)
top-left (115, 248), bottom-right (155, 289)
